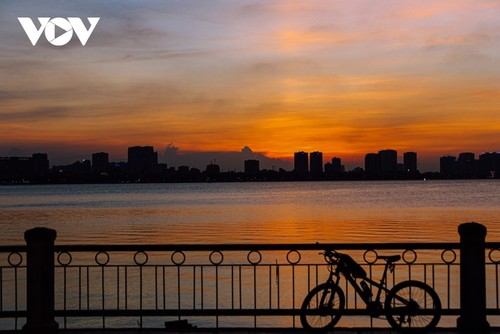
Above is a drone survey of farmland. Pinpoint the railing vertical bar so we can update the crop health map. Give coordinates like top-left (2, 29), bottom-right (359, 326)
top-left (238, 266), bottom-right (242, 310)
top-left (154, 265), bottom-right (158, 310)
top-left (423, 264), bottom-right (427, 307)
top-left (63, 266), bottom-right (67, 329)
top-left (446, 264), bottom-right (451, 308)
top-left (201, 266), bottom-right (204, 310)
top-left (496, 264), bottom-right (499, 309)
top-left (139, 265), bottom-right (143, 328)
top-left (276, 264), bottom-right (280, 310)
top-left (116, 266), bottom-right (120, 310)
top-left (101, 264), bottom-right (105, 328)
top-left (215, 265), bottom-right (219, 328)
top-left (86, 266), bottom-right (90, 311)
top-left (268, 265), bottom-right (272, 309)
top-left (78, 266), bottom-right (82, 311)
top-left (124, 266), bottom-right (128, 310)
top-left (291, 264), bottom-right (295, 328)
top-left (14, 266), bottom-right (18, 330)
top-left (432, 264), bottom-right (435, 291)
top-left (0, 267), bottom-right (3, 312)
top-left (231, 265), bottom-right (234, 310)
top-left (177, 265), bottom-right (181, 320)
top-left (193, 266), bottom-right (196, 310)
top-left (253, 264), bottom-right (257, 328)
top-left (163, 266), bottom-right (166, 310)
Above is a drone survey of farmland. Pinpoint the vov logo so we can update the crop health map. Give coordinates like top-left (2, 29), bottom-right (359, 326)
top-left (18, 17), bottom-right (100, 46)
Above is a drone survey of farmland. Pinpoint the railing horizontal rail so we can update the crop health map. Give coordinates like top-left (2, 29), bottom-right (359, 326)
top-left (1, 224), bottom-right (498, 331)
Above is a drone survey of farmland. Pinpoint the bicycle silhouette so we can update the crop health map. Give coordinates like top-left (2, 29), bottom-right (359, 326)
top-left (300, 249), bottom-right (441, 331)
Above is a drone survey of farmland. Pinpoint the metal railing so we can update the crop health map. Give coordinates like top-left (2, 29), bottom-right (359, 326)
top-left (0, 223), bottom-right (497, 331)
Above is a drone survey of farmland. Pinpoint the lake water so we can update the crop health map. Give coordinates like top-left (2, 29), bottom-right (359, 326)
top-left (0, 180), bottom-right (499, 245)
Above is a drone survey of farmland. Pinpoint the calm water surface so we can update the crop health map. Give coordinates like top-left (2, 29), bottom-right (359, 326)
top-left (0, 180), bottom-right (499, 245)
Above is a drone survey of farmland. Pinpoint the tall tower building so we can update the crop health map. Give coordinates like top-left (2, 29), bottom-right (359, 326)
top-left (310, 151), bottom-right (323, 175)
top-left (365, 153), bottom-right (380, 176)
top-left (378, 149), bottom-right (398, 172)
top-left (294, 151), bottom-right (308, 175)
top-left (127, 146), bottom-right (158, 177)
top-left (403, 152), bottom-right (417, 173)
top-left (92, 152), bottom-right (109, 175)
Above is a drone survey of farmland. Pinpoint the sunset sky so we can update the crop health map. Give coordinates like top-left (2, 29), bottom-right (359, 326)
top-left (1, 0), bottom-right (499, 171)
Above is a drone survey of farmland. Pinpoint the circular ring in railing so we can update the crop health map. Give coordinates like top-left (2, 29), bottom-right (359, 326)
top-left (363, 249), bottom-right (378, 264)
top-left (441, 249), bottom-right (457, 264)
top-left (57, 251), bottom-right (72, 267)
top-left (8, 252), bottom-right (23, 267)
top-left (171, 251), bottom-right (186, 266)
top-left (95, 251), bottom-right (110, 266)
top-left (402, 249), bottom-right (417, 264)
top-left (134, 251), bottom-right (149, 266)
top-left (488, 248), bottom-right (500, 264)
top-left (209, 250), bottom-right (224, 265)
top-left (247, 250), bottom-right (262, 265)
top-left (286, 250), bottom-right (301, 265)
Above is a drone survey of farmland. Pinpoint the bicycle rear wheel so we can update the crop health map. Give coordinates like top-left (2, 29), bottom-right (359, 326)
top-left (385, 280), bottom-right (441, 331)
top-left (300, 283), bottom-right (345, 330)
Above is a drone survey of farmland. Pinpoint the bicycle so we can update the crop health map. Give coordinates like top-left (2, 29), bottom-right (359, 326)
top-left (300, 249), bottom-right (441, 332)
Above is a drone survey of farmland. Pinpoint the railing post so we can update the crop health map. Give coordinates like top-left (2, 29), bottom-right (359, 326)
top-left (22, 227), bottom-right (59, 333)
top-left (457, 222), bottom-right (490, 332)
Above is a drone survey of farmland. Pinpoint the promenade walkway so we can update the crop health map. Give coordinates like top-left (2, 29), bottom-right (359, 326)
top-left (1, 328), bottom-right (499, 334)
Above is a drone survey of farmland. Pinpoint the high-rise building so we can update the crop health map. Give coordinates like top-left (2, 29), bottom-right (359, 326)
top-left (310, 151), bottom-right (323, 175)
top-left (127, 146), bottom-right (158, 177)
top-left (331, 157), bottom-right (342, 175)
top-left (479, 152), bottom-right (500, 178)
top-left (294, 151), bottom-right (308, 175)
top-left (92, 152), bottom-right (109, 175)
top-left (440, 156), bottom-right (456, 177)
top-left (378, 149), bottom-right (398, 172)
top-left (403, 152), bottom-right (417, 173)
top-left (365, 153), bottom-right (380, 175)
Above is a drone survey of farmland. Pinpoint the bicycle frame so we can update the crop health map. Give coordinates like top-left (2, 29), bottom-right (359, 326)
top-left (328, 258), bottom-right (394, 310)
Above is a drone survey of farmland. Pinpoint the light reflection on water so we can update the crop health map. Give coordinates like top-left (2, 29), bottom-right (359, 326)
top-left (0, 180), bottom-right (499, 329)
top-left (0, 180), bottom-right (498, 245)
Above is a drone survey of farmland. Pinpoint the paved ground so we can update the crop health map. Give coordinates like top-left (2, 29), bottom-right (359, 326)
top-left (3, 328), bottom-right (499, 334)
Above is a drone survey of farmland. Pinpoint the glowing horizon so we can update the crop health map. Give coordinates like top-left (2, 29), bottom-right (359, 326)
top-left (1, 1), bottom-right (499, 171)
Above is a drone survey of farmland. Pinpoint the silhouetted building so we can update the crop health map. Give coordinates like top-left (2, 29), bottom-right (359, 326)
top-left (92, 152), bottom-right (109, 175)
top-left (0, 156), bottom-right (33, 180)
top-left (365, 153), bottom-right (380, 176)
top-left (440, 156), bottom-right (456, 178)
top-left (379, 149), bottom-right (398, 173)
top-left (457, 152), bottom-right (475, 178)
top-left (127, 146), bottom-right (158, 178)
top-left (403, 152), bottom-right (417, 173)
top-left (32, 153), bottom-right (49, 177)
top-left (244, 159), bottom-right (260, 175)
top-left (310, 151), bottom-right (323, 175)
top-left (205, 163), bottom-right (220, 177)
top-left (325, 157), bottom-right (344, 178)
top-left (479, 152), bottom-right (500, 178)
top-left (294, 151), bottom-right (308, 176)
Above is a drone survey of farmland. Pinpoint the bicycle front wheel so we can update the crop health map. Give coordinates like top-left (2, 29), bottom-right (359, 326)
top-left (385, 280), bottom-right (441, 331)
top-left (300, 283), bottom-right (345, 330)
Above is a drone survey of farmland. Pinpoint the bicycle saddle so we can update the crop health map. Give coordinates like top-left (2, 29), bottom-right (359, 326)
top-left (378, 255), bottom-right (401, 263)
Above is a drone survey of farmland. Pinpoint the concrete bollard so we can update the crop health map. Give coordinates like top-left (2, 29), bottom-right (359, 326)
top-left (22, 227), bottom-right (59, 333)
top-left (457, 222), bottom-right (490, 332)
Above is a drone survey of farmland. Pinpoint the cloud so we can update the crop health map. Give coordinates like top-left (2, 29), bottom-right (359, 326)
top-left (160, 144), bottom-right (290, 171)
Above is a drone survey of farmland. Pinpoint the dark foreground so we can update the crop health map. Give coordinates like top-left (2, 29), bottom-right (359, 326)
top-left (2, 329), bottom-right (500, 334)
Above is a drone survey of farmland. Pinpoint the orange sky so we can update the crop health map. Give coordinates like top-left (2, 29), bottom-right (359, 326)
top-left (1, 1), bottom-right (499, 170)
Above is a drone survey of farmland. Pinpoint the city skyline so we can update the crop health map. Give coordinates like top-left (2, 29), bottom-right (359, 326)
top-left (1, 1), bottom-right (500, 169)
top-left (1, 143), bottom-right (498, 174)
